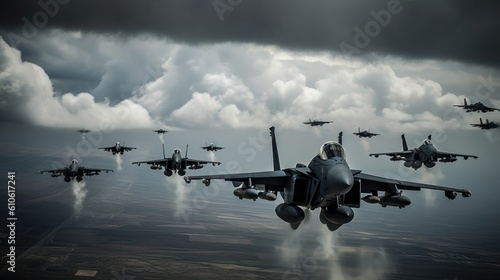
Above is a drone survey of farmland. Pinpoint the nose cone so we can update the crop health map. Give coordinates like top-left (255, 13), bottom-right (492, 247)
top-left (324, 164), bottom-right (354, 196)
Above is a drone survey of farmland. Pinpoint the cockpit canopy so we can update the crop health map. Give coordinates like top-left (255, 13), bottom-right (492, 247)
top-left (318, 141), bottom-right (346, 160)
top-left (422, 139), bottom-right (432, 145)
top-left (173, 149), bottom-right (181, 154)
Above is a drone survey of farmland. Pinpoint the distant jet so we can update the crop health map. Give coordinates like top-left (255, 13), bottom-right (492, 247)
top-left (99, 142), bottom-right (137, 155)
top-left (453, 98), bottom-right (500, 113)
top-left (40, 159), bottom-right (114, 182)
top-left (132, 144), bottom-right (221, 176)
top-left (154, 129), bottom-right (168, 134)
top-left (369, 134), bottom-right (478, 169)
top-left (183, 127), bottom-right (471, 232)
top-left (303, 119), bottom-right (333, 126)
top-left (353, 127), bottom-right (380, 138)
top-left (201, 143), bottom-right (225, 152)
top-left (77, 129), bottom-right (90, 134)
top-left (470, 118), bottom-right (499, 130)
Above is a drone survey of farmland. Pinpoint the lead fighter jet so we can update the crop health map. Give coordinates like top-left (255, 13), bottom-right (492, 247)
top-left (132, 144), bottom-right (221, 176)
top-left (369, 134), bottom-right (478, 169)
top-left (184, 127), bottom-right (471, 231)
top-left (40, 159), bottom-right (114, 182)
top-left (99, 142), bottom-right (136, 155)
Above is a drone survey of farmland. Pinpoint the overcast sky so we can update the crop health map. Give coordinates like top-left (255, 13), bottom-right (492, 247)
top-left (1, 0), bottom-right (499, 244)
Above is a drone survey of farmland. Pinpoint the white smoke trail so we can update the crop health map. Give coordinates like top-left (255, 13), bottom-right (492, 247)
top-left (360, 138), bottom-right (370, 152)
top-left (81, 134), bottom-right (85, 140)
top-left (207, 151), bottom-right (217, 162)
top-left (313, 127), bottom-right (322, 137)
top-left (419, 167), bottom-right (445, 207)
top-left (278, 217), bottom-right (391, 279)
top-left (71, 180), bottom-right (87, 210)
top-left (115, 154), bottom-right (123, 171)
top-left (169, 176), bottom-right (193, 218)
top-left (159, 134), bottom-right (164, 144)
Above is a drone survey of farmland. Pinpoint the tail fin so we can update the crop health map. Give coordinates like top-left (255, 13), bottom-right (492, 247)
top-left (269, 126), bottom-right (281, 171)
top-left (162, 144), bottom-right (166, 159)
top-left (428, 135), bottom-right (432, 141)
top-left (185, 144), bottom-right (189, 158)
top-left (486, 119), bottom-right (489, 124)
top-left (401, 134), bottom-right (408, 151)
top-left (358, 127), bottom-right (360, 133)
top-left (480, 118), bottom-right (483, 124)
top-left (464, 98), bottom-right (468, 106)
top-left (338, 131), bottom-right (343, 146)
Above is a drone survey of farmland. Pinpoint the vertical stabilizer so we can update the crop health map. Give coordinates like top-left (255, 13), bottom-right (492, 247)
top-left (269, 126), bottom-right (281, 171)
top-left (464, 98), bottom-right (468, 106)
top-left (401, 134), bottom-right (408, 151)
top-left (338, 131), bottom-right (343, 146)
top-left (185, 144), bottom-right (189, 158)
top-left (480, 118), bottom-right (483, 124)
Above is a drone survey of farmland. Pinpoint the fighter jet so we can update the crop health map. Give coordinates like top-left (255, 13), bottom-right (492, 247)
top-left (369, 134), bottom-right (478, 169)
top-left (99, 142), bottom-right (137, 155)
top-left (77, 129), bottom-right (90, 134)
top-left (201, 143), bottom-right (225, 152)
top-left (183, 127), bottom-right (471, 231)
top-left (303, 119), bottom-right (333, 126)
top-left (154, 129), bottom-right (168, 134)
top-left (40, 159), bottom-right (114, 182)
top-left (453, 98), bottom-right (500, 113)
top-left (132, 144), bottom-right (221, 176)
top-left (470, 118), bottom-right (499, 130)
top-left (353, 127), bottom-right (380, 138)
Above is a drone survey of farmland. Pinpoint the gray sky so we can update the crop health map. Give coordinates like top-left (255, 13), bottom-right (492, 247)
top-left (0, 1), bottom-right (499, 265)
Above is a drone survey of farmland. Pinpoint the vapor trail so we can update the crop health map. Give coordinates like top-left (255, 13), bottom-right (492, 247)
top-left (71, 180), bottom-right (87, 210)
top-left (360, 138), bottom-right (370, 152)
top-left (115, 154), bottom-right (123, 171)
top-left (207, 151), bottom-right (217, 162)
top-left (168, 176), bottom-right (192, 219)
top-left (159, 134), bottom-right (164, 144)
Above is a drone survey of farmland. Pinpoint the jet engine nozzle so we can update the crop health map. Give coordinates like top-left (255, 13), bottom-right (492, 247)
top-left (275, 203), bottom-right (305, 224)
top-left (323, 205), bottom-right (354, 225)
top-left (412, 161), bottom-right (422, 169)
top-left (64, 176), bottom-right (71, 182)
top-left (424, 161), bottom-right (436, 168)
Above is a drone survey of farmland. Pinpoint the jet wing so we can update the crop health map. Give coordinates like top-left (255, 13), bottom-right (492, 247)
top-left (355, 172), bottom-right (472, 197)
top-left (122, 146), bottom-right (137, 151)
top-left (184, 158), bottom-right (221, 166)
top-left (132, 158), bottom-right (171, 166)
top-left (435, 151), bottom-right (478, 160)
top-left (184, 170), bottom-right (290, 191)
top-left (367, 132), bottom-right (380, 136)
top-left (485, 107), bottom-right (500, 112)
top-left (39, 168), bottom-right (67, 175)
top-left (369, 150), bottom-right (412, 159)
top-left (80, 167), bottom-right (114, 175)
top-left (98, 146), bottom-right (114, 151)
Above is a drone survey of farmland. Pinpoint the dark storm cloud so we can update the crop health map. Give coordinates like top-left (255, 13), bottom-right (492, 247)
top-left (1, 0), bottom-right (499, 68)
